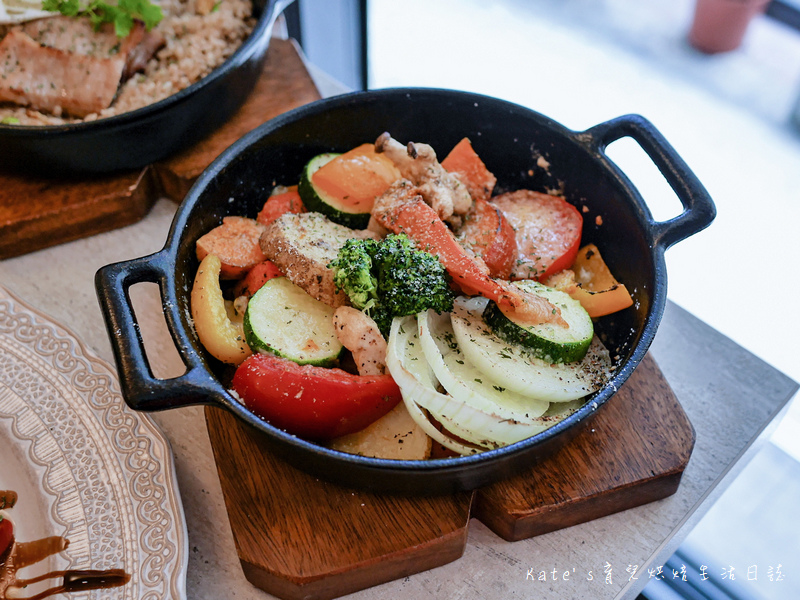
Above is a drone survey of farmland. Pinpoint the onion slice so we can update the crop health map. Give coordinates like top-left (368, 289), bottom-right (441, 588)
top-left (450, 296), bottom-right (611, 402)
top-left (386, 315), bottom-right (589, 453)
top-left (417, 308), bottom-right (549, 422)
top-left (386, 316), bottom-right (483, 455)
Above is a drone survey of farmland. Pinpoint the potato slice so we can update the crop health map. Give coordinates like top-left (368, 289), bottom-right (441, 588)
top-left (329, 401), bottom-right (432, 460)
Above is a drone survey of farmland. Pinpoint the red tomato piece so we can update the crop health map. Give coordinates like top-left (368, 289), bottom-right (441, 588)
top-left (441, 137), bottom-right (497, 202)
top-left (257, 185), bottom-right (305, 226)
top-left (231, 260), bottom-right (283, 298)
top-left (491, 190), bottom-right (582, 281)
top-left (231, 353), bottom-right (403, 440)
top-left (0, 517), bottom-right (13, 557)
top-left (456, 197), bottom-right (517, 279)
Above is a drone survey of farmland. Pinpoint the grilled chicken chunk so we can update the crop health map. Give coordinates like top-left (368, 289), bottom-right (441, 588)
top-left (374, 132), bottom-right (473, 222)
top-left (0, 16), bottom-right (164, 117)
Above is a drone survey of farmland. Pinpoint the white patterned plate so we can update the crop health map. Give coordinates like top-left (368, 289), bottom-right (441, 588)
top-left (0, 285), bottom-right (188, 599)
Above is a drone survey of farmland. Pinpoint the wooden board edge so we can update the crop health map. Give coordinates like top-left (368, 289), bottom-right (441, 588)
top-left (471, 353), bottom-right (697, 542)
top-left (0, 167), bottom-right (157, 259)
top-left (239, 525), bottom-right (468, 600)
top-left (474, 468), bottom-right (688, 542)
top-left (205, 405), bottom-right (473, 600)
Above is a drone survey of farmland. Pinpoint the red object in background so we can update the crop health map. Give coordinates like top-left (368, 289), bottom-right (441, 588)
top-left (232, 353), bottom-right (402, 440)
top-left (0, 517), bottom-right (13, 556)
top-left (689, 0), bottom-right (770, 54)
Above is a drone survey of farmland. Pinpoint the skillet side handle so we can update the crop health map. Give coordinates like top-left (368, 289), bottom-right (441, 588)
top-left (584, 114), bottom-right (717, 249)
top-left (95, 253), bottom-right (223, 412)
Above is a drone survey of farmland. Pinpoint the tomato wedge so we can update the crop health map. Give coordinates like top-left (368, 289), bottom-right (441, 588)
top-left (231, 353), bottom-right (402, 440)
top-left (231, 260), bottom-right (283, 298)
top-left (257, 185), bottom-right (305, 226)
top-left (441, 137), bottom-right (497, 202)
top-left (491, 190), bottom-right (582, 281)
top-left (456, 197), bottom-right (517, 279)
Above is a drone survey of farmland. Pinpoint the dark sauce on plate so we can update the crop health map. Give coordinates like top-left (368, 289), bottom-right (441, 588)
top-left (1, 490), bottom-right (130, 599)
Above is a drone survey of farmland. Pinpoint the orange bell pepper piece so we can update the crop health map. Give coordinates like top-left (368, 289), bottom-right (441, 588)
top-left (547, 244), bottom-right (633, 318)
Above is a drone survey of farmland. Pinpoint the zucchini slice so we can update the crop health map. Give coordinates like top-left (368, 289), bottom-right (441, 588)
top-left (484, 280), bottom-right (593, 364)
top-left (243, 276), bottom-right (343, 366)
top-left (298, 153), bottom-right (372, 229)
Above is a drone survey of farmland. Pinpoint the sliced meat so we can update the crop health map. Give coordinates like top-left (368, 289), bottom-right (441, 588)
top-left (0, 17), bottom-right (159, 117)
top-left (456, 197), bottom-right (517, 279)
top-left (0, 29), bottom-right (125, 117)
top-left (259, 212), bottom-right (378, 308)
top-left (491, 190), bottom-right (583, 281)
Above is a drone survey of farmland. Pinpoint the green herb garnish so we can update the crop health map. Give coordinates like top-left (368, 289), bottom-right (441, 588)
top-left (42, 0), bottom-right (163, 38)
top-left (1, 117), bottom-right (20, 125)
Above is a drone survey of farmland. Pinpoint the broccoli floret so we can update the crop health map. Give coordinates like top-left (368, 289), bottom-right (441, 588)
top-left (329, 234), bottom-right (454, 335)
top-left (328, 238), bottom-right (379, 311)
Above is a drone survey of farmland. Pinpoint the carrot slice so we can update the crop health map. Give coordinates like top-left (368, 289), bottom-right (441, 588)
top-left (441, 137), bottom-right (497, 202)
top-left (195, 216), bottom-right (266, 280)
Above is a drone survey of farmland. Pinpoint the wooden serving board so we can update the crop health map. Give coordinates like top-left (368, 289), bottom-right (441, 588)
top-left (205, 352), bottom-right (694, 600)
top-left (0, 38), bottom-right (321, 260)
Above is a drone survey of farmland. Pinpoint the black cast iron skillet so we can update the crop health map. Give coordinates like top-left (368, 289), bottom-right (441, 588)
top-left (95, 88), bottom-right (716, 495)
top-left (0, 0), bottom-right (293, 177)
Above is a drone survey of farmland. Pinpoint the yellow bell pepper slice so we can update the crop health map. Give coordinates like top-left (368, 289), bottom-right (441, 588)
top-left (191, 254), bottom-right (252, 365)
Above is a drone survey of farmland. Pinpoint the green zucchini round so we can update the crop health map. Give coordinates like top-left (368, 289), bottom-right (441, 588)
top-left (243, 276), bottom-right (343, 366)
top-left (298, 152), bottom-right (372, 229)
top-left (483, 281), bottom-right (593, 364)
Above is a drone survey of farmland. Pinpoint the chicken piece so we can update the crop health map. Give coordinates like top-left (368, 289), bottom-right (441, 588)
top-left (333, 306), bottom-right (388, 376)
top-left (374, 132), bottom-right (472, 221)
top-left (0, 17), bottom-right (163, 117)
